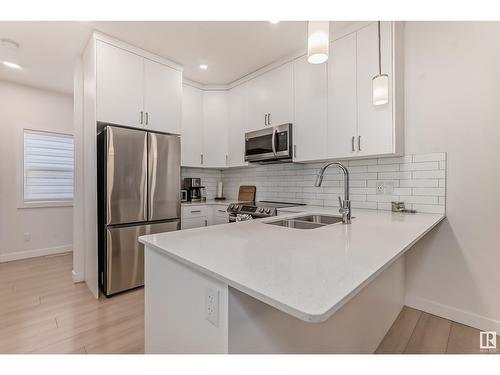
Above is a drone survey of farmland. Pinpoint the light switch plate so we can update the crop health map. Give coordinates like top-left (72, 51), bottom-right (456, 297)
top-left (205, 287), bottom-right (219, 327)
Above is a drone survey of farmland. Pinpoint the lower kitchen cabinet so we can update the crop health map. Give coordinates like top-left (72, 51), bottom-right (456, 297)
top-left (182, 216), bottom-right (208, 229)
top-left (181, 204), bottom-right (229, 229)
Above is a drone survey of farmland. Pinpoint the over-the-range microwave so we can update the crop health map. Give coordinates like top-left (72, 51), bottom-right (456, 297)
top-left (244, 123), bottom-right (293, 163)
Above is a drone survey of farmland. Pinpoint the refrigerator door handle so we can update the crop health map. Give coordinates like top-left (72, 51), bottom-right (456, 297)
top-left (148, 133), bottom-right (157, 220)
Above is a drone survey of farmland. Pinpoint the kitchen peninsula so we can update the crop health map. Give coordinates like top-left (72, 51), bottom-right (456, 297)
top-left (139, 206), bottom-right (444, 353)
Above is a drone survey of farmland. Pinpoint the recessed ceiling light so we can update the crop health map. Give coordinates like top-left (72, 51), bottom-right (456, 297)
top-left (269, 20), bottom-right (280, 24)
top-left (2, 61), bottom-right (22, 70)
top-left (199, 64), bottom-right (208, 70)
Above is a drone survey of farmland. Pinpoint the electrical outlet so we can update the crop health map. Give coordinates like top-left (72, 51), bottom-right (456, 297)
top-left (376, 181), bottom-right (394, 195)
top-left (376, 181), bottom-right (385, 195)
top-left (23, 233), bottom-right (31, 242)
top-left (205, 287), bottom-right (219, 327)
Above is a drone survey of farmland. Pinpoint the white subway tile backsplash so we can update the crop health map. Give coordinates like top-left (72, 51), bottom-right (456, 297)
top-left (412, 187), bottom-right (446, 196)
top-left (211, 152), bottom-right (447, 214)
top-left (412, 170), bottom-right (446, 179)
top-left (400, 162), bottom-right (439, 171)
top-left (379, 171), bottom-right (412, 180)
top-left (367, 164), bottom-right (400, 172)
top-left (413, 153), bottom-right (446, 162)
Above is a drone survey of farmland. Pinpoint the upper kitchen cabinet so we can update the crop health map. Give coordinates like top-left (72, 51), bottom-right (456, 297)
top-left (355, 21), bottom-right (402, 157)
top-left (327, 32), bottom-right (357, 159)
top-left (143, 59), bottom-right (182, 134)
top-left (181, 84), bottom-right (204, 167)
top-left (293, 54), bottom-right (328, 162)
top-left (202, 91), bottom-right (229, 168)
top-left (247, 62), bottom-right (293, 130)
top-left (95, 37), bottom-right (182, 134)
top-left (96, 41), bottom-right (144, 128)
top-left (227, 82), bottom-right (249, 167)
top-left (327, 21), bottom-right (404, 160)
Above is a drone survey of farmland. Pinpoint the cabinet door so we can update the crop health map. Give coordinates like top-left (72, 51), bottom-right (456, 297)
top-left (202, 91), bottom-right (228, 168)
top-left (293, 55), bottom-right (328, 162)
top-left (247, 62), bottom-right (293, 130)
top-left (96, 41), bottom-right (144, 128)
top-left (181, 216), bottom-right (208, 230)
top-left (356, 22), bottom-right (393, 157)
top-left (181, 84), bottom-right (204, 167)
top-left (327, 33), bottom-right (357, 159)
top-left (227, 83), bottom-right (248, 167)
top-left (143, 59), bottom-right (182, 134)
top-left (267, 62), bottom-right (294, 126)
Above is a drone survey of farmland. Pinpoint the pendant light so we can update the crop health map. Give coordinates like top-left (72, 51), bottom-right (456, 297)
top-left (372, 21), bottom-right (389, 105)
top-left (307, 21), bottom-right (329, 64)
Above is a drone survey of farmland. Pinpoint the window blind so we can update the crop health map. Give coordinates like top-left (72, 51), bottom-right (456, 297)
top-left (23, 130), bottom-right (74, 202)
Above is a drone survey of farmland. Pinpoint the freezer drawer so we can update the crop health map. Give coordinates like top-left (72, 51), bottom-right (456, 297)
top-left (148, 132), bottom-right (181, 221)
top-left (106, 126), bottom-right (148, 225)
top-left (105, 220), bottom-right (180, 295)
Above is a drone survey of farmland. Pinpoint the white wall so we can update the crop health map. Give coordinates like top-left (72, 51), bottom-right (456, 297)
top-left (404, 22), bottom-right (500, 331)
top-left (0, 80), bottom-right (73, 262)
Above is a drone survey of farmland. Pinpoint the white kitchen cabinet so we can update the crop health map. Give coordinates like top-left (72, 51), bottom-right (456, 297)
top-left (227, 83), bottom-right (249, 167)
top-left (293, 55), bottom-right (328, 162)
top-left (327, 21), bottom-right (403, 160)
top-left (96, 39), bottom-right (182, 134)
top-left (202, 91), bottom-right (228, 168)
top-left (181, 84), bottom-right (204, 167)
top-left (96, 40), bottom-right (144, 128)
top-left (247, 62), bottom-right (293, 130)
top-left (143, 59), bottom-right (182, 134)
top-left (181, 216), bottom-right (208, 229)
top-left (327, 32), bottom-right (357, 159)
top-left (356, 21), bottom-right (394, 157)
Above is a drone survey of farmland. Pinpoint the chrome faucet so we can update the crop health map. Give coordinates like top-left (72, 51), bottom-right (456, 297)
top-left (314, 162), bottom-right (351, 224)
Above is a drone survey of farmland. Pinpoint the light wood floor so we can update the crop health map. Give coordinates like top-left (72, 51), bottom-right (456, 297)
top-left (1, 253), bottom-right (497, 354)
top-left (0, 253), bottom-right (143, 354)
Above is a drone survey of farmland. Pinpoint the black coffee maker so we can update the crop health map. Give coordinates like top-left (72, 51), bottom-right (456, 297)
top-left (183, 178), bottom-right (204, 202)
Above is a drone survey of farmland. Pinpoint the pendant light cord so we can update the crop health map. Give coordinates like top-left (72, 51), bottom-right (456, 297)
top-left (377, 21), bottom-right (382, 75)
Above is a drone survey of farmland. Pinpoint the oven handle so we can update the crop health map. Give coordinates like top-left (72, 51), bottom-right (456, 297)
top-left (271, 127), bottom-right (277, 156)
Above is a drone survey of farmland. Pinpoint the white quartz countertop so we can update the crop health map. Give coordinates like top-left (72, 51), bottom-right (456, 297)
top-left (139, 206), bottom-right (445, 323)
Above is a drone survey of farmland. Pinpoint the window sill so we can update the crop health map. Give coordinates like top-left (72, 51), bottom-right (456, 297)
top-left (18, 201), bottom-right (74, 209)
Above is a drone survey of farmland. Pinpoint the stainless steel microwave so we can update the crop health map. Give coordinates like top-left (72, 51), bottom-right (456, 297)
top-left (244, 123), bottom-right (293, 163)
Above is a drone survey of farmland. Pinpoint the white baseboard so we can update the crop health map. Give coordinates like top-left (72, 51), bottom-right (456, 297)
top-left (0, 245), bottom-right (73, 263)
top-left (72, 269), bottom-right (85, 283)
top-left (406, 294), bottom-right (500, 332)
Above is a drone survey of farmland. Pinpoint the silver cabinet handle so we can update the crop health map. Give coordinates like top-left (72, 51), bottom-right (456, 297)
top-left (190, 210), bottom-right (201, 213)
top-left (226, 154), bottom-right (228, 165)
top-left (217, 209), bottom-right (225, 213)
top-left (351, 136), bottom-right (355, 152)
top-left (358, 135), bottom-right (361, 151)
top-left (268, 113), bottom-right (272, 126)
top-left (264, 114), bottom-right (268, 126)
top-left (140, 111), bottom-right (144, 124)
top-left (145, 112), bottom-right (149, 125)
top-left (204, 219), bottom-right (208, 226)
top-left (294, 144), bottom-right (297, 158)
top-left (200, 154), bottom-right (203, 165)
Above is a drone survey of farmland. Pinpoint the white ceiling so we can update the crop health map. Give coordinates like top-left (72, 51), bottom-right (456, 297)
top-left (0, 21), bottom-right (312, 94)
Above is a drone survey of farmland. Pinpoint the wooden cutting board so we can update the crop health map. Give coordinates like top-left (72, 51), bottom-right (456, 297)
top-left (238, 185), bottom-right (256, 203)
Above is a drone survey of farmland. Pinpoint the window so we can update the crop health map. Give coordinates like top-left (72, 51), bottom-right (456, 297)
top-left (23, 129), bottom-right (74, 206)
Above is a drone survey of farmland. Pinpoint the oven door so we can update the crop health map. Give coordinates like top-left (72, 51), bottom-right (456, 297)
top-left (244, 123), bottom-right (292, 162)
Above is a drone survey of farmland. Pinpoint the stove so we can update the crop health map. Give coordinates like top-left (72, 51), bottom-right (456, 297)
top-left (227, 200), bottom-right (305, 222)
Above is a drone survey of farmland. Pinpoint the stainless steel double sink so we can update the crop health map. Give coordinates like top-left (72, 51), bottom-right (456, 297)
top-left (265, 214), bottom-right (344, 229)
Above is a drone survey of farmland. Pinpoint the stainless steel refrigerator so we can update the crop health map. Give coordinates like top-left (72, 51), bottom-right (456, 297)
top-left (97, 125), bottom-right (180, 297)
